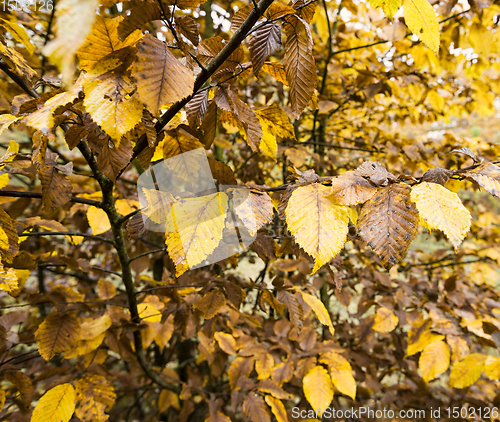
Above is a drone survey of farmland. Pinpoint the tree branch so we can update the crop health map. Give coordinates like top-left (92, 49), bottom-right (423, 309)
top-left (19, 231), bottom-right (114, 244)
top-left (0, 190), bottom-right (102, 207)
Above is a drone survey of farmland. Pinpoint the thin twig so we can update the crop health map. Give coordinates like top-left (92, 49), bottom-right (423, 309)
top-left (0, 190), bottom-right (102, 207)
top-left (19, 231), bottom-right (114, 244)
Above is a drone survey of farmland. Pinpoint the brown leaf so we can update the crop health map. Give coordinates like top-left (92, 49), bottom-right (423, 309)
top-left (197, 36), bottom-right (244, 73)
top-left (194, 290), bottom-right (226, 319)
top-left (0, 207), bottom-right (19, 262)
top-left (231, 4), bottom-right (254, 32)
top-left (242, 393), bottom-right (271, 422)
top-left (95, 136), bottom-right (133, 181)
top-left (228, 356), bottom-right (255, 389)
top-left (208, 157), bottom-right (237, 185)
top-left (292, 0), bottom-right (316, 22)
top-left (283, 16), bottom-right (317, 118)
top-left (38, 165), bottom-right (73, 211)
top-left (142, 109), bottom-right (158, 148)
top-left (132, 34), bottom-right (194, 116)
top-left (186, 90), bottom-right (208, 128)
top-left (464, 162), bottom-right (500, 197)
top-left (4, 371), bottom-right (33, 408)
top-left (357, 184), bottom-right (419, 268)
top-left (175, 15), bottom-right (200, 46)
top-left (278, 290), bottom-right (303, 331)
top-left (200, 100), bottom-right (217, 149)
top-left (354, 161), bottom-right (397, 186)
top-left (118, 1), bottom-right (162, 40)
top-left (452, 147), bottom-right (478, 162)
top-left (35, 312), bottom-right (80, 361)
top-left (249, 23), bottom-right (281, 76)
top-left (232, 188), bottom-right (273, 236)
top-left (328, 171), bottom-right (378, 205)
top-left (422, 167), bottom-right (453, 186)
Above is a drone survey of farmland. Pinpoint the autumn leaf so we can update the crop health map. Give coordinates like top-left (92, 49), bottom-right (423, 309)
top-left (4, 371), bottom-right (33, 408)
top-left (357, 184), bottom-right (419, 268)
top-left (464, 162), bottom-right (500, 198)
top-left (372, 307), bottom-right (398, 333)
top-left (403, 0), bottom-right (440, 53)
top-left (249, 23), bottom-right (282, 76)
top-left (419, 339), bottom-right (450, 383)
top-left (242, 393), bottom-right (271, 422)
top-left (87, 206), bottom-right (111, 235)
top-left (194, 290), bottom-right (226, 319)
top-left (75, 375), bottom-right (116, 422)
top-left (0, 19), bottom-right (36, 55)
top-left (186, 90), bottom-right (208, 128)
top-left (175, 16), bottom-right (200, 46)
top-left (228, 356), bottom-right (254, 389)
top-left (300, 291), bottom-right (335, 335)
top-left (132, 34), bottom-right (194, 116)
top-left (411, 182), bottom-right (471, 251)
top-left (31, 383), bottom-right (76, 422)
top-left (197, 36), bottom-right (244, 72)
top-left (118, 1), bottom-right (162, 40)
top-left (0, 42), bottom-right (36, 82)
top-left (303, 365), bottom-right (333, 412)
top-left (38, 165), bottom-right (73, 211)
top-left (35, 312), bottom-right (80, 361)
top-left (449, 354), bottom-right (487, 388)
top-left (327, 171), bottom-right (377, 206)
top-left (285, 183), bottom-right (350, 274)
top-left (278, 290), bottom-right (304, 331)
top-left (283, 16), bottom-right (317, 118)
top-left (231, 4), bottom-right (253, 32)
top-left (42, 0), bottom-right (99, 85)
top-left (262, 62), bottom-right (288, 85)
top-left (319, 351), bottom-right (356, 400)
top-left (484, 356), bottom-right (500, 380)
top-left (232, 188), bottom-right (274, 236)
top-left (264, 396), bottom-right (288, 422)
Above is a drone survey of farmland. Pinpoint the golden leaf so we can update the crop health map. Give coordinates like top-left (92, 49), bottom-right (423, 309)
top-left (256, 353), bottom-right (275, 380)
top-left (303, 365), bottom-right (333, 412)
top-left (0, 116), bottom-right (20, 138)
top-left (79, 314), bottom-right (112, 340)
top-left (319, 351), bottom-right (356, 400)
top-left (419, 339), bottom-right (450, 383)
top-left (242, 392), bottom-right (271, 422)
top-left (271, 359), bottom-right (294, 386)
top-left (0, 390), bottom-right (4, 412)
top-left (87, 206), bottom-right (111, 235)
top-left (0, 19), bottom-right (36, 55)
top-left (194, 290), bottom-right (226, 319)
top-left (449, 354), bottom-right (487, 388)
top-left (403, 0), bottom-right (440, 53)
top-left (411, 182), bottom-right (471, 251)
top-left (300, 291), bottom-right (335, 335)
top-left (0, 42), bottom-right (36, 82)
top-left (31, 383), bottom-right (76, 422)
top-left (75, 375), bottom-right (116, 422)
top-left (83, 61), bottom-right (144, 142)
top-left (165, 192), bottom-right (228, 276)
top-left (285, 183), bottom-right (350, 274)
top-left (264, 396), bottom-right (288, 422)
top-left (35, 312), bottom-right (80, 361)
top-left (446, 335), bottom-right (469, 363)
top-left (485, 356), bottom-right (500, 380)
top-left (262, 62), bottom-right (288, 85)
top-left (372, 307), bottom-right (398, 333)
top-left (228, 356), bottom-right (255, 389)
top-left (97, 279), bottom-right (117, 300)
top-left (0, 261), bottom-right (18, 296)
top-left (132, 34), bottom-right (194, 116)
top-left (42, 0), bottom-right (99, 85)
top-left (357, 184), bottom-right (419, 268)
top-left (77, 16), bottom-right (142, 71)
top-left (137, 302), bottom-right (162, 323)
top-left (214, 331), bottom-right (237, 355)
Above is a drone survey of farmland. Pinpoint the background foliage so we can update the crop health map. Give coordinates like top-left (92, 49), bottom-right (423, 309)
top-left (1, 0), bottom-right (500, 420)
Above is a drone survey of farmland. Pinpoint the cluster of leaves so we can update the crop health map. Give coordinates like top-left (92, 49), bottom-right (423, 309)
top-left (0, 0), bottom-right (500, 420)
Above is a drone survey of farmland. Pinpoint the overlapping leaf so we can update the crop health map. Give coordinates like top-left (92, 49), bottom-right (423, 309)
top-left (464, 162), bottom-right (500, 197)
top-left (328, 171), bottom-right (378, 206)
top-left (403, 0), bottom-right (440, 53)
top-left (419, 339), bottom-right (450, 383)
top-left (31, 383), bottom-right (76, 422)
top-left (319, 352), bottom-right (356, 400)
top-left (449, 354), bottom-right (487, 388)
top-left (357, 184), bottom-right (418, 268)
top-left (35, 312), bottom-right (80, 361)
top-left (249, 23), bottom-right (282, 76)
top-left (303, 365), bottom-right (333, 412)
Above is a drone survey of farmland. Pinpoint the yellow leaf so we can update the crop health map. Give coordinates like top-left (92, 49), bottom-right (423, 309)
top-left (256, 104), bottom-right (295, 139)
top-left (427, 90), bottom-right (445, 113)
top-left (115, 199), bottom-right (140, 216)
top-left (0, 389), bottom-right (4, 412)
top-left (158, 390), bottom-right (180, 413)
top-left (372, 307), bottom-right (398, 333)
top-left (449, 353), bottom-right (487, 388)
top-left (0, 117), bottom-right (20, 138)
top-left (446, 335), bottom-right (469, 363)
top-left (79, 314), bottom-right (112, 340)
top-left (214, 331), bottom-right (237, 355)
top-left (75, 375), bottom-right (116, 422)
top-left (264, 396), bottom-right (288, 422)
top-left (42, 0), bottom-right (99, 85)
top-left (165, 192), bottom-right (228, 276)
top-left (0, 262), bottom-right (19, 295)
top-left (303, 366), bottom-right (333, 412)
top-left (87, 206), bottom-right (111, 235)
top-left (259, 126), bottom-right (278, 160)
top-left (83, 60), bottom-right (144, 142)
top-left (411, 182), bottom-right (471, 251)
top-left (0, 174), bottom-right (9, 189)
top-left (285, 183), bottom-right (350, 274)
top-left (35, 312), bottom-right (80, 361)
top-left (300, 291), bottom-right (335, 335)
top-left (132, 34), bottom-right (194, 116)
top-left (228, 356), bottom-right (255, 389)
top-left (403, 0), bottom-right (440, 53)
top-left (256, 353), bottom-right (275, 380)
top-left (0, 19), bottom-right (36, 55)
top-left (77, 16), bottom-right (142, 71)
top-left (319, 352), bottom-right (356, 399)
top-left (262, 62), bottom-right (288, 85)
top-left (31, 383), bottom-right (76, 422)
top-left (0, 42), bottom-right (36, 82)
top-left (485, 356), bottom-right (500, 380)
top-left (137, 302), bottom-right (162, 323)
top-left (154, 314), bottom-right (175, 349)
top-left (64, 332), bottom-right (106, 359)
top-left (419, 339), bottom-right (450, 383)
top-left (0, 227), bottom-right (8, 251)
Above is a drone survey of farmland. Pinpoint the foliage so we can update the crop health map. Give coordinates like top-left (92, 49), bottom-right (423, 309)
top-left (0, 0), bottom-right (500, 420)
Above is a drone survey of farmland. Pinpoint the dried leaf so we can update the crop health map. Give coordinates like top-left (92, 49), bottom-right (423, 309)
top-left (232, 188), bottom-right (273, 236)
top-left (278, 290), bottom-right (303, 331)
top-left (132, 34), bottom-right (194, 116)
top-left (328, 171), bottom-right (377, 206)
top-left (357, 184), bottom-right (418, 268)
top-left (249, 23), bottom-right (281, 76)
top-left (35, 312), bottom-right (80, 361)
top-left (421, 167), bottom-right (452, 186)
top-left (242, 393), bottom-right (271, 422)
top-left (264, 396), bottom-right (287, 422)
top-left (464, 162), bottom-right (500, 197)
top-left (118, 1), bottom-right (162, 40)
top-left (228, 356), bottom-right (254, 389)
top-left (231, 4), bottom-right (253, 32)
top-left (372, 307), bottom-right (398, 333)
top-left (75, 375), bottom-right (116, 422)
top-left (186, 90), bottom-right (208, 128)
top-left (175, 15), bottom-right (200, 46)
top-left (451, 147), bottom-right (478, 162)
top-left (38, 165), bottom-right (73, 211)
top-left (194, 290), bottom-right (226, 319)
